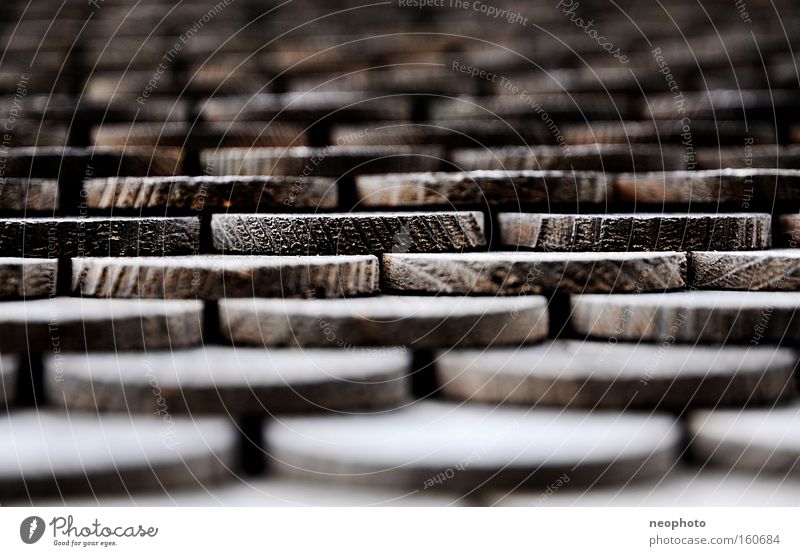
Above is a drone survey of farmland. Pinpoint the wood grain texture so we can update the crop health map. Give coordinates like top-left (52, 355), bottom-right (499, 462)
top-left (265, 401), bottom-right (679, 490)
top-left (615, 169), bottom-right (800, 204)
top-left (452, 145), bottom-right (686, 172)
top-left (219, 295), bottom-right (549, 348)
top-left (0, 178), bottom-right (58, 211)
top-left (0, 411), bottom-right (235, 500)
top-left (355, 170), bottom-right (608, 207)
top-left (201, 146), bottom-right (444, 177)
top-left (0, 217), bottom-right (200, 257)
top-left (382, 252), bottom-right (686, 294)
top-left (84, 175), bottom-right (336, 211)
top-left (47, 347), bottom-right (411, 414)
top-left (499, 213), bottom-right (771, 251)
top-left (211, 212), bottom-right (486, 255)
top-left (689, 403), bottom-right (800, 476)
top-left (0, 257), bottom-right (56, 298)
top-left (437, 341), bottom-right (797, 410)
top-left (72, 255), bottom-right (378, 299)
top-left (0, 147), bottom-right (182, 177)
top-left (691, 250), bottom-right (800, 290)
top-left (92, 121), bottom-right (307, 148)
top-left (0, 297), bottom-right (202, 351)
top-left (571, 290), bottom-right (800, 343)
top-left (200, 92), bottom-right (412, 122)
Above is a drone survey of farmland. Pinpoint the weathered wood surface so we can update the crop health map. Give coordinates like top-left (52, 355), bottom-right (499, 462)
top-left (691, 250), bottom-right (800, 290)
top-left (571, 290), bottom-right (800, 343)
top-left (212, 212), bottom-right (486, 255)
top-left (355, 170), bottom-right (608, 207)
top-left (499, 213), bottom-right (771, 251)
top-left (0, 217), bottom-right (200, 257)
top-left (84, 175), bottom-right (337, 211)
top-left (0, 297), bottom-right (203, 351)
top-left (615, 169), bottom-right (800, 204)
top-left (452, 145), bottom-right (687, 172)
top-left (382, 252), bottom-right (686, 294)
top-left (0, 257), bottom-right (56, 298)
top-left (201, 146), bottom-right (444, 177)
top-left (0, 178), bottom-right (58, 211)
top-left (0, 147), bottom-right (181, 177)
top-left (48, 347), bottom-right (411, 414)
top-left (72, 255), bottom-right (378, 299)
top-left (437, 341), bottom-right (797, 409)
top-left (219, 295), bottom-right (548, 348)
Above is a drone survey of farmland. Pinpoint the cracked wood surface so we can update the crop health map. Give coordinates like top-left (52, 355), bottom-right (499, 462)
top-left (72, 255), bottom-right (378, 299)
top-left (382, 251), bottom-right (686, 294)
top-left (212, 212), bottom-right (486, 255)
top-left (499, 213), bottom-right (771, 251)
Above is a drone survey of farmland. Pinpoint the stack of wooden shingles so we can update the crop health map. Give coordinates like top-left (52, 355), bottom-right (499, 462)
top-left (1, 0), bottom-right (799, 505)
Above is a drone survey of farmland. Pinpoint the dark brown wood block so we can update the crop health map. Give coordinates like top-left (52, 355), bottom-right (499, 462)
top-left (288, 66), bottom-right (480, 96)
top-left (0, 217), bottom-right (199, 257)
top-left (47, 347), bottom-right (411, 415)
top-left (692, 250), bottom-right (800, 290)
top-left (265, 402), bottom-right (679, 490)
top-left (0, 297), bottom-right (202, 351)
top-left (430, 94), bottom-right (636, 122)
top-left (646, 89), bottom-right (800, 120)
top-left (0, 257), bottom-right (56, 298)
top-left (0, 147), bottom-right (182, 178)
top-left (499, 213), bottom-right (771, 251)
top-left (0, 178), bottom-right (58, 211)
top-left (0, 122), bottom-right (70, 147)
top-left (331, 120), bottom-right (555, 147)
top-left (778, 214), bottom-right (800, 247)
top-left (84, 175), bottom-right (336, 211)
top-left (212, 212), bottom-right (485, 255)
top-left (689, 404), bottom-right (800, 476)
top-left (355, 170), bottom-right (608, 207)
top-left (452, 145), bottom-right (686, 172)
top-left (697, 145), bottom-right (800, 170)
top-left (562, 120), bottom-right (775, 146)
top-left (571, 291), bottom-right (800, 344)
top-left (0, 411), bottom-right (235, 500)
top-left (200, 93), bottom-right (412, 122)
top-left (615, 169), bottom-right (800, 204)
top-left (72, 255), bottom-right (378, 299)
top-left (92, 122), bottom-right (308, 149)
top-left (437, 341), bottom-right (797, 410)
top-left (220, 295), bottom-right (548, 348)
top-left (382, 252), bottom-right (686, 295)
top-left (201, 146), bottom-right (444, 177)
